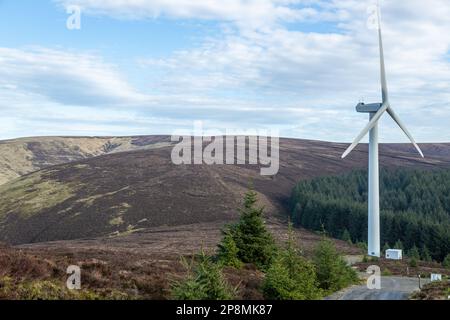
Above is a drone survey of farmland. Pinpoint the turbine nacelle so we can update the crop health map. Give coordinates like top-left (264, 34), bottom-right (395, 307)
top-left (356, 103), bottom-right (383, 113)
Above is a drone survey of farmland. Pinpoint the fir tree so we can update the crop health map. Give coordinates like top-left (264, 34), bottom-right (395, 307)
top-left (420, 245), bottom-right (432, 262)
top-left (443, 254), bottom-right (450, 269)
top-left (171, 250), bottom-right (235, 300)
top-left (231, 189), bottom-right (276, 270)
top-left (262, 224), bottom-right (321, 300)
top-left (313, 237), bottom-right (358, 294)
top-left (382, 242), bottom-right (390, 255)
top-left (216, 228), bottom-right (242, 268)
top-left (394, 240), bottom-right (404, 251)
top-left (261, 256), bottom-right (293, 299)
top-left (408, 245), bottom-right (420, 260)
top-left (341, 229), bottom-right (352, 244)
top-left (357, 242), bottom-right (368, 252)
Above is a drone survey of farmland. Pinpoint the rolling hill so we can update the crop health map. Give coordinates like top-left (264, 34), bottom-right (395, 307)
top-left (0, 136), bottom-right (173, 185)
top-left (0, 136), bottom-right (450, 245)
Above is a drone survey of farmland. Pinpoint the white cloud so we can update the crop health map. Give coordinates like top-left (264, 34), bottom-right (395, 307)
top-left (0, 47), bottom-right (149, 107)
top-left (56, 0), bottom-right (317, 29)
top-left (0, 46), bottom-right (326, 139)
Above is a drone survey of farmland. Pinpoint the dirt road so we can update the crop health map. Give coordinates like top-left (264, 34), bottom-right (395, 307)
top-left (328, 277), bottom-right (428, 300)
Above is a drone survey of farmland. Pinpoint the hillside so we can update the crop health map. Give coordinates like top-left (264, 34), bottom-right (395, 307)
top-left (0, 136), bottom-right (173, 185)
top-left (1, 136), bottom-right (450, 245)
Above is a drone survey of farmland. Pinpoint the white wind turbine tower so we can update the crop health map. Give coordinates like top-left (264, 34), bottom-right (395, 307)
top-left (341, 3), bottom-right (424, 257)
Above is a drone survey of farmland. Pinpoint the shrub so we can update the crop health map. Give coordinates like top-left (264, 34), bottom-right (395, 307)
top-left (357, 242), bottom-right (368, 252)
top-left (408, 245), bottom-right (420, 260)
top-left (341, 229), bottom-right (352, 244)
top-left (382, 268), bottom-right (393, 276)
top-left (313, 238), bottom-right (359, 294)
top-left (171, 251), bottom-right (235, 300)
top-left (0, 277), bottom-right (122, 300)
top-left (382, 243), bottom-right (390, 255)
top-left (216, 228), bottom-right (242, 269)
top-left (262, 224), bottom-right (321, 300)
top-left (443, 254), bottom-right (450, 269)
top-left (421, 245), bottom-right (432, 262)
top-left (409, 257), bottom-right (418, 268)
top-left (394, 240), bottom-right (404, 251)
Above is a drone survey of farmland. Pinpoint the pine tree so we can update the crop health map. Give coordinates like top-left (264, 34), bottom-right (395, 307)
top-left (171, 277), bottom-right (205, 300)
top-left (262, 224), bottom-right (321, 300)
top-left (231, 189), bottom-right (276, 270)
top-left (313, 237), bottom-right (358, 294)
top-left (408, 245), bottom-right (420, 260)
top-left (420, 245), bottom-right (432, 262)
top-left (382, 242), bottom-right (390, 255)
top-left (443, 254), bottom-right (450, 269)
top-left (216, 228), bottom-right (242, 269)
top-left (171, 250), bottom-right (235, 300)
top-left (394, 240), bottom-right (404, 251)
top-left (357, 242), bottom-right (368, 252)
top-left (341, 229), bottom-right (352, 244)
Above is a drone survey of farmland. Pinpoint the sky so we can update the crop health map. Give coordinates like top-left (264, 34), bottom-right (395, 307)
top-left (0, 0), bottom-right (449, 142)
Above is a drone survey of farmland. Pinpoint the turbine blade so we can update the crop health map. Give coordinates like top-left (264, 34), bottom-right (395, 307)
top-left (342, 103), bottom-right (389, 159)
top-left (387, 107), bottom-right (424, 158)
top-left (377, 3), bottom-right (389, 104)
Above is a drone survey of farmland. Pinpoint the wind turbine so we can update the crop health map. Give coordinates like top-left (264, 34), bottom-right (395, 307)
top-left (341, 3), bottom-right (424, 257)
